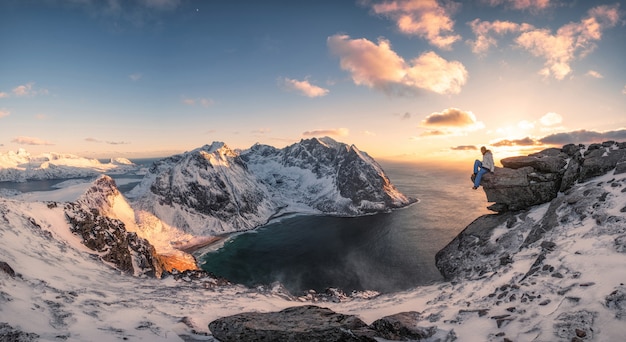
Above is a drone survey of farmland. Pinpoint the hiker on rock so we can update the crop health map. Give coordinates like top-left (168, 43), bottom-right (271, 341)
top-left (473, 146), bottom-right (494, 189)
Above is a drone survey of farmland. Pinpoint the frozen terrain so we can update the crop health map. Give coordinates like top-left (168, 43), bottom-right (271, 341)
top-left (1, 141), bottom-right (626, 341)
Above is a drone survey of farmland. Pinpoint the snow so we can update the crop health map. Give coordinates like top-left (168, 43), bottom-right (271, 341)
top-left (0, 149), bottom-right (139, 182)
top-left (1, 154), bottom-right (626, 340)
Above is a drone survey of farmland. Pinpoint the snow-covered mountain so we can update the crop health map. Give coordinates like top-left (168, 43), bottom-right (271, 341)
top-left (128, 138), bottom-right (415, 236)
top-left (0, 149), bottom-right (138, 182)
top-left (0, 142), bottom-right (625, 341)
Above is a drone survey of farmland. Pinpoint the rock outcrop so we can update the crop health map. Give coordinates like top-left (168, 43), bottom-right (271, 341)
top-left (476, 141), bottom-right (626, 212)
top-left (209, 305), bottom-right (377, 341)
top-left (208, 305), bottom-right (450, 341)
top-left (64, 176), bottom-right (166, 277)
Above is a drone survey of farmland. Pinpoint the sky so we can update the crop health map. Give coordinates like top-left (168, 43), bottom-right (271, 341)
top-left (1, 0), bottom-right (626, 165)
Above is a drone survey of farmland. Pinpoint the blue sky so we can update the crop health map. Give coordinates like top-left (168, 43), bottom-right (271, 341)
top-left (1, 0), bottom-right (625, 163)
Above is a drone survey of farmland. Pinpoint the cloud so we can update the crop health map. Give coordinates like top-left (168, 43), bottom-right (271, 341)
top-left (401, 112), bottom-right (411, 120)
top-left (539, 112), bottom-right (563, 126)
top-left (10, 82), bottom-right (48, 97)
top-left (492, 136), bottom-right (541, 147)
top-left (622, 85), bottom-right (626, 95)
top-left (106, 141), bottom-right (130, 145)
top-left (12, 83), bottom-right (34, 96)
top-left (421, 108), bottom-right (483, 127)
top-left (302, 128), bottom-right (349, 137)
top-left (419, 108), bottom-right (484, 137)
top-left (369, 0), bottom-right (461, 50)
top-left (85, 137), bottom-right (101, 143)
top-left (468, 19), bottom-right (534, 54)
top-left (129, 73), bottom-right (142, 81)
top-left (0, 109), bottom-right (9, 118)
top-left (12, 136), bottom-right (53, 146)
top-left (451, 145), bottom-right (478, 150)
top-left (0, 92), bottom-right (8, 98)
top-left (182, 97), bottom-right (214, 107)
top-left (515, 4), bottom-right (620, 80)
top-left (484, 0), bottom-right (552, 10)
top-left (327, 34), bottom-right (468, 95)
top-left (585, 70), bottom-right (603, 78)
top-left (280, 78), bottom-right (329, 98)
top-left (539, 129), bottom-right (626, 145)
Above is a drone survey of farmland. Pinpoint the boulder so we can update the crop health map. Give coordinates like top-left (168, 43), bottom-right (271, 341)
top-left (500, 155), bottom-right (566, 173)
top-left (479, 167), bottom-right (560, 212)
top-left (208, 305), bottom-right (377, 341)
top-left (370, 312), bottom-right (437, 340)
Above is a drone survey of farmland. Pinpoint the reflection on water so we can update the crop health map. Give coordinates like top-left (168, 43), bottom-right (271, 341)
top-left (200, 161), bottom-right (491, 294)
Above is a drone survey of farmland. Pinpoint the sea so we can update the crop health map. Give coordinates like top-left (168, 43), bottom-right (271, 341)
top-left (198, 161), bottom-right (492, 295)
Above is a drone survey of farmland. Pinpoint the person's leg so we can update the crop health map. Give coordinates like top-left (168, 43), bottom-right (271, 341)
top-left (474, 168), bottom-right (488, 188)
top-left (473, 160), bottom-right (482, 174)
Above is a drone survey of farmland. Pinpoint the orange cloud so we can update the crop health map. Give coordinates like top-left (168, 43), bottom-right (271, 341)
top-left (468, 19), bottom-right (534, 54)
top-left (0, 109), bottom-right (9, 118)
top-left (515, 4), bottom-right (620, 80)
top-left (327, 34), bottom-right (467, 95)
top-left (280, 78), bottom-right (329, 98)
top-left (422, 108), bottom-right (482, 127)
top-left (302, 128), bottom-right (349, 137)
top-left (451, 145), bottom-right (478, 150)
top-left (12, 136), bottom-right (54, 146)
top-left (420, 108), bottom-right (485, 137)
top-left (370, 0), bottom-right (461, 49)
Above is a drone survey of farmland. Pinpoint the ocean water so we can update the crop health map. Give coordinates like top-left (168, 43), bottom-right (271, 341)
top-left (199, 161), bottom-right (492, 295)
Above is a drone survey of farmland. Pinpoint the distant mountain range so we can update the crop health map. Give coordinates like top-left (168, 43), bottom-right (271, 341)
top-left (0, 148), bottom-right (137, 182)
top-left (127, 137), bottom-right (416, 236)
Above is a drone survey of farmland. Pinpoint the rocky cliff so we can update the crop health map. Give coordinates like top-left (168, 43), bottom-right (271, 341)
top-left (476, 141), bottom-right (626, 212)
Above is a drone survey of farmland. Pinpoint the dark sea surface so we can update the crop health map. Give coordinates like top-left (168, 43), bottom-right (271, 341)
top-left (199, 161), bottom-right (492, 295)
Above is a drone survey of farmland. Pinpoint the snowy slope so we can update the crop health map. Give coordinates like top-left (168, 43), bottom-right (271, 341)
top-left (1, 161), bottom-right (625, 341)
top-left (0, 149), bottom-right (139, 182)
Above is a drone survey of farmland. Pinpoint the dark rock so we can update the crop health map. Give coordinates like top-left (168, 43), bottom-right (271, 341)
top-left (480, 167), bottom-right (560, 212)
top-left (64, 177), bottom-right (165, 278)
top-left (0, 261), bottom-right (15, 278)
top-left (605, 286), bottom-right (626, 319)
top-left (435, 213), bottom-right (516, 280)
top-left (580, 147), bottom-right (626, 182)
top-left (554, 310), bottom-right (595, 341)
top-left (370, 311), bottom-right (437, 341)
top-left (208, 305), bottom-right (377, 342)
top-left (562, 144), bottom-right (582, 157)
top-left (501, 155), bottom-right (566, 173)
top-left (0, 322), bottom-right (39, 341)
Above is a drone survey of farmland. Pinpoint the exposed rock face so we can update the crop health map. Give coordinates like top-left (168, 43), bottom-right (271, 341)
top-left (208, 305), bottom-right (377, 341)
top-left (477, 141), bottom-right (626, 212)
top-left (64, 176), bottom-right (165, 277)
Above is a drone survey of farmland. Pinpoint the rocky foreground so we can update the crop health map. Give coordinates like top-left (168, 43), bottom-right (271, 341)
top-left (207, 141), bottom-right (626, 341)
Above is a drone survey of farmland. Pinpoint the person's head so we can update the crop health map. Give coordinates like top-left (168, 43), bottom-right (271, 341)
top-left (480, 146), bottom-right (487, 155)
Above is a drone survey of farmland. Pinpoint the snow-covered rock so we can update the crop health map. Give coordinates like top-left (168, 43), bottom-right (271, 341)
top-left (0, 149), bottom-right (138, 182)
top-left (129, 138), bottom-right (415, 236)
